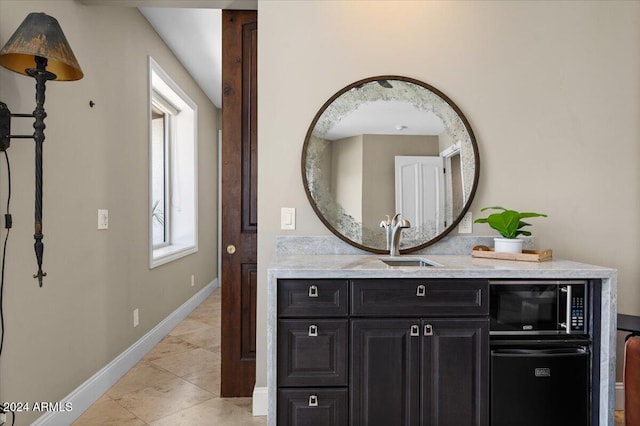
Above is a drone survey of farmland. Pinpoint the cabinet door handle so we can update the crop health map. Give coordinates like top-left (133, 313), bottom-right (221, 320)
top-left (410, 324), bottom-right (420, 336)
top-left (424, 324), bottom-right (433, 336)
top-left (308, 285), bottom-right (319, 297)
top-left (308, 324), bottom-right (318, 337)
top-left (308, 394), bottom-right (319, 407)
top-left (416, 284), bottom-right (426, 297)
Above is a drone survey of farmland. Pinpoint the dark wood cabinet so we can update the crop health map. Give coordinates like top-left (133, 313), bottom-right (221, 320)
top-left (351, 278), bottom-right (488, 317)
top-left (421, 318), bottom-right (489, 426)
top-left (278, 388), bottom-right (348, 426)
top-left (350, 319), bottom-right (421, 425)
top-left (278, 319), bottom-right (348, 387)
top-left (277, 280), bottom-right (349, 425)
top-left (278, 279), bottom-right (348, 318)
top-left (277, 278), bottom-right (489, 426)
top-left (350, 318), bottom-right (488, 426)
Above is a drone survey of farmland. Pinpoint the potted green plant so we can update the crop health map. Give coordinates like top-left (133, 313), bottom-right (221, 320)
top-left (474, 206), bottom-right (547, 253)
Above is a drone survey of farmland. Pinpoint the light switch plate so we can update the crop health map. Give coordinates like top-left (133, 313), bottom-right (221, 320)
top-left (98, 209), bottom-right (109, 230)
top-left (281, 207), bottom-right (296, 230)
top-left (458, 212), bottom-right (472, 233)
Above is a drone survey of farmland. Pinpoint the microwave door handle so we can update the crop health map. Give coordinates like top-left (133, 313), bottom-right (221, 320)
top-left (566, 285), bottom-right (573, 334)
top-left (560, 285), bottom-right (572, 333)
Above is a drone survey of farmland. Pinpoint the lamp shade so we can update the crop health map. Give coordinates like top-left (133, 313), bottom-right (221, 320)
top-left (0, 12), bottom-right (83, 81)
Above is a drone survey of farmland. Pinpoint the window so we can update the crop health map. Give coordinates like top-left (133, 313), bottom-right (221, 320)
top-left (149, 57), bottom-right (198, 268)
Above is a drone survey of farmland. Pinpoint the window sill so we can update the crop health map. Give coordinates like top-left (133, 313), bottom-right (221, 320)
top-left (151, 243), bottom-right (197, 268)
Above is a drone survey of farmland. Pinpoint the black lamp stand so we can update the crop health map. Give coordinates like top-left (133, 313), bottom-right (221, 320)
top-left (0, 56), bottom-right (56, 286)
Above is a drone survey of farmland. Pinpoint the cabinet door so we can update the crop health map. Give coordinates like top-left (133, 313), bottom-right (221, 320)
top-left (278, 319), bottom-right (348, 387)
top-left (421, 318), bottom-right (489, 426)
top-left (278, 388), bottom-right (348, 426)
top-left (350, 319), bottom-right (421, 426)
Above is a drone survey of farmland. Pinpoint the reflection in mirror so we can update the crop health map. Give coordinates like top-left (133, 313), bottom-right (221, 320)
top-left (303, 76), bottom-right (479, 253)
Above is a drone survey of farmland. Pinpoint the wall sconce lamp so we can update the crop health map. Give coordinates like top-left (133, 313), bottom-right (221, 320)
top-left (0, 12), bottom-right (83, 286)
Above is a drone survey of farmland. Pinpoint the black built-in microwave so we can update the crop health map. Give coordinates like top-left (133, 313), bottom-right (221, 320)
top-left (489, 280), bottom-right (588, 335)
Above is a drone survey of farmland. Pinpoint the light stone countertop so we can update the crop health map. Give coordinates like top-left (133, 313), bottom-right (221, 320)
top-left (268, 254), bottom-right (616, 279)
top-left (266, 254), bottom-right (617, 426)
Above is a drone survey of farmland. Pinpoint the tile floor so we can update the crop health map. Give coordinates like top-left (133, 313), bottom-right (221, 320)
top-left (72, 288), bottom-right (266, 426)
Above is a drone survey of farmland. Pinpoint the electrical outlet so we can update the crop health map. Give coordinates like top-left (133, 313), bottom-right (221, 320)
top-left (191, 274), bottom-right (195, 287)
top-left (458, 212), bottom-right (473, 234)
top-left (98, 209), bottom-right (108, 230)
top-left (133, 308), bottom-right (139, 327)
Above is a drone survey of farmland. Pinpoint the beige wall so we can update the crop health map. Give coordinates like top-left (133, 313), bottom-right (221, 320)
top-left (0, 1), bottom-right (218, 424)
top-left (258, 0), bottom-right (640, 388)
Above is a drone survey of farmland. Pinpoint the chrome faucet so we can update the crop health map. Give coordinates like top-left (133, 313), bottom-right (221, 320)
top-left (389, 213), bottom-right (410, 257)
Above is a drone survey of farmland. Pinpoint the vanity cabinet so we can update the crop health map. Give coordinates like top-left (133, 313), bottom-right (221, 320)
top-left (277, 278), bottom-right (489, 426)
top-left (351, 318), bottom-right (488, 425)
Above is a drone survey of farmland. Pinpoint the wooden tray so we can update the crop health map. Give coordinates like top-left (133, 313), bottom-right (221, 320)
top-left (471, 246), bottom-right (552, 262)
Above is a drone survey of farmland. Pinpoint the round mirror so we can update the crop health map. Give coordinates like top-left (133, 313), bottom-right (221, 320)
top-left (302, 76), bottom-right (479, 253)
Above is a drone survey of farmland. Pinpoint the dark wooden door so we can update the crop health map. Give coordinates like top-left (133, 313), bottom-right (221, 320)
top-left (421, 318), bottom-right (489, 426)
top-left (350, 319), bottom-right (421, 425)
top-left (221, 9), bottom-right (258, 397)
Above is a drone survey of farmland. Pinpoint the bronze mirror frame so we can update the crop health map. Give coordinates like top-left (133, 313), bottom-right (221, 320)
top-left (301, 75), bottom-right (480, 254)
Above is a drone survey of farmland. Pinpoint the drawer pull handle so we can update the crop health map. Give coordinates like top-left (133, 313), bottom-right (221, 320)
top-left (308, 324), bottom-right (318, 337)
top-left (308, 285), bottom-right (319, 297)
top-left (424, 324), bottom-right (433, 336)
top-left (308, 394), bottom-right (318, 407)
top-left (410, 324), bottom-right (420, 336)
top-left (416, 284), bottom-right (426, 297)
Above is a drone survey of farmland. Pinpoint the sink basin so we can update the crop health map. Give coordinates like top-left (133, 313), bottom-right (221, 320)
top-left (378, 257), bottom-right (443, 267)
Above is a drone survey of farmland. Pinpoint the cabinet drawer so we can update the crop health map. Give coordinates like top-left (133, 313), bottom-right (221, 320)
top-left (278, 388), bottom-right (348, 426)
top-left (278, 319), bottom-right (348, 387)
top-left (278, 279), bottom-right (348, 317)
top-left (351, 279), bottom-right (488, 317)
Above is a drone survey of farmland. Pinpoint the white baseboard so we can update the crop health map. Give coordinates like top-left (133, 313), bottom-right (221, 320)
top-left (252, 386), bottom-right (268, 416)
top-left (31, 279), bottom-right (218, 426)
top-left (616, 381), bottom-right (625, 411)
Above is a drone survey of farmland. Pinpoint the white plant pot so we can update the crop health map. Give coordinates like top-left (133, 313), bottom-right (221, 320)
top-left (494, 238), bottom-right (523, 254)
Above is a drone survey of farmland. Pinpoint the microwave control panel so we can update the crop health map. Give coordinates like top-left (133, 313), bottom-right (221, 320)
top-left (569, 285), bottom-right (587, 333)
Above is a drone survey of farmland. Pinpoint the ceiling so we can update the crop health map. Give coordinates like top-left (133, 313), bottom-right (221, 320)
top-left (139, 7), bottom-right (222, 107)
top-left (79, 0), bottom-right (258, 108)
top-left (325, 100), bottom-right (445, 141)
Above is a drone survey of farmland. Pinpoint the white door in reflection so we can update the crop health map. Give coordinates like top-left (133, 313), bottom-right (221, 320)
top-left (395, 156), bottom-right (445, 239)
